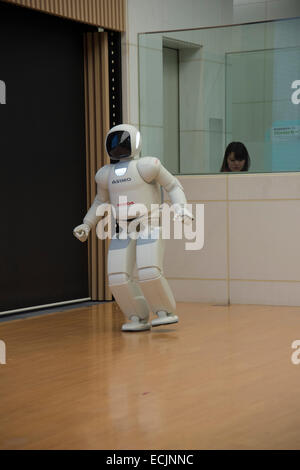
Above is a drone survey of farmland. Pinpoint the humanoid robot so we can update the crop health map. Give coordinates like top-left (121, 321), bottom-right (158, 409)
top-left (73, 124), bottom-right (193, 332)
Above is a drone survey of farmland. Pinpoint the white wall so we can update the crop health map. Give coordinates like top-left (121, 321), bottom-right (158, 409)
top-left (123, 0), bottom-right (300, 306)
top-left (233, 0), bottom-right (300, 23)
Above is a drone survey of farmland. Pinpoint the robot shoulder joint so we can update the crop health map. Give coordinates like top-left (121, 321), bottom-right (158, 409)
top-left (95, 165), bottom-right (111, 188)
top-left (137, 156), bottom-right (161, 183)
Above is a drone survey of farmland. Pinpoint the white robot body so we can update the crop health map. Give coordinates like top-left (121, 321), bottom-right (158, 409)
top-left (106, 159), bottom-right (162, 221)
top-left (107, 230), bottom-right (177, 331)
top-left (74, 124), bottom-right (193, 332)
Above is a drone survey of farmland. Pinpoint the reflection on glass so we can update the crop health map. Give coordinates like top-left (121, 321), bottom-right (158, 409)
top-left (138, 18), bottom-right (300, 175)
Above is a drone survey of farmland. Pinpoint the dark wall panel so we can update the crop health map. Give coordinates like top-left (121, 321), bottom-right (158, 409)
top-left (0, 2), bottom-right (93, 311)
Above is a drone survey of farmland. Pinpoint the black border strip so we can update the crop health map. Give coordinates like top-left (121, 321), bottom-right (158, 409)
top-left (107, 30), bottom-right (122, 129)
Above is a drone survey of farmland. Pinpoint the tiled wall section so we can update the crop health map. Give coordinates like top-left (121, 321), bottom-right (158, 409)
top-left (168, 173), bottom-right (300, 306)
top-left (164, 175), bottom-right (229, 305)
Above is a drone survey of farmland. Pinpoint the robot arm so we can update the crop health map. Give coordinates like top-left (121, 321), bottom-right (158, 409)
top-left (137, 157), bottom-right (193, 223)
top-left (73, 165), bottom-right (110, 242)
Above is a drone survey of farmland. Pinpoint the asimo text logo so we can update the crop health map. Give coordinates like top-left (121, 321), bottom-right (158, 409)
top-left (0, 340), bottom-right (6, 365)
top-left (0, 80), bottom-right (6, 104)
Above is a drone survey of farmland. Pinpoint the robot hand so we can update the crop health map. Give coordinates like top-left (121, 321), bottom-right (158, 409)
top-left (173, 205), bottom-right (194, 225)
top-left (73, 223), bottom-right (91, 242)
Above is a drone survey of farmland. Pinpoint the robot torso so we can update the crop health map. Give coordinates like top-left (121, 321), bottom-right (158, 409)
top-left (106, 159), bottom-right (162, 220)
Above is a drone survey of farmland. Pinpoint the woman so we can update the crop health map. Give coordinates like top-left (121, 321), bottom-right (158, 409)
top-left (220, 142), bottom-right (250, 172)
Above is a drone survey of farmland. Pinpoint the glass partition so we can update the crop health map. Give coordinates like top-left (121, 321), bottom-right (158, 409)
top-left (138, 18), bottom-right (300, 174)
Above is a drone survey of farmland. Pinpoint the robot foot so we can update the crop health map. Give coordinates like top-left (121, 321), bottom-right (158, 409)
top-left (122, 315), bottom-right (151, 332)
top-left (151, 311), bottom-right (179, 327)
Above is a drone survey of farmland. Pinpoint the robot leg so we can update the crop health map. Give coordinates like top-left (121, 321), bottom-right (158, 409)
top-left (108, 236), bottom-right (151, 331)
top-left (136, 227), bottom-right (178, 327)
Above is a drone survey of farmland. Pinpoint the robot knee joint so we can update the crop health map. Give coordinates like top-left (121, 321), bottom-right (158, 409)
top-left (138, 267), bottom-right (161, 282)
top-left (108, 273), bottom-right (130, 286)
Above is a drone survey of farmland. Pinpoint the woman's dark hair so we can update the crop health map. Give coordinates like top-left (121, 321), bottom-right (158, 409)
top-left (220, 141), bottom-right (250, 172)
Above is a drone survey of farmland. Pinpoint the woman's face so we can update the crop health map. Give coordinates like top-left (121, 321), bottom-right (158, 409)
top-left (227, 152), bottom-right (245, 171)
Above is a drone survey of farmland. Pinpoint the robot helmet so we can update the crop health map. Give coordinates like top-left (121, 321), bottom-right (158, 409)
top-left (105, 124), bottom-right (142, 161)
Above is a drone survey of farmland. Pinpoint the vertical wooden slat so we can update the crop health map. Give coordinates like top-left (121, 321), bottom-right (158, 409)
top-left (91, 0), bottom-right (95, 25)
top-left (83, 0), bottom-right (88, 24)
top-left (102, 31), bottom-right (111, 301)
top-left (86, 0), bottom-right (91, 24)
top-left (49, 0), bottom-right (55, 13)
top-left (87, 34), bottom-right (98, 300)
top-left (95, 0), bottom-right (100, 26)
top-left (101, 32), bottom-right (111, 301)
top-left (84, 32), bottom-right (111, 301)
top-left (2, 0), bottom-right (126, 31)
top-left (64, 0), bottom-right (68, 17)
top-left (65, 0), bottom-right (69, 18)
top-left (73, 0), bottom-right (77, 21)
top-left (118, 0), bottom-right (121, 34)
top-left (121, 0), bottom-right (125, 31)
top-left (83, 35), bottom-right (92, 299)
top-left (111, 0), bottom-right (116, 32)
top-left (106, 0), bottom-right (110, 28)
top-left (70, 0), bottom-right (74, 18)
top-left (85, 34), bottom-right (94, 298)
top-left (103, 0), bottom-right (108, 30)
top-left (99, 32), bottom-right (111, 300)
top-left (100, 0), bottom-right (105, 29)
top-left (93, 34), bottom-right (103, 300)
top-left (78, 0), bottom-right (82, 21)
top-left (58, 0), bottom-right (62, 16)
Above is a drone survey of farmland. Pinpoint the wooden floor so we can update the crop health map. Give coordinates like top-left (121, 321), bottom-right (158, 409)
top-left (1, 301), bottom-right (300, 450)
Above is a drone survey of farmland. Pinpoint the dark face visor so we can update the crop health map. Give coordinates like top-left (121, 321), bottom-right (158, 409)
top-left (106, 131), bottom-right (132, 159)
